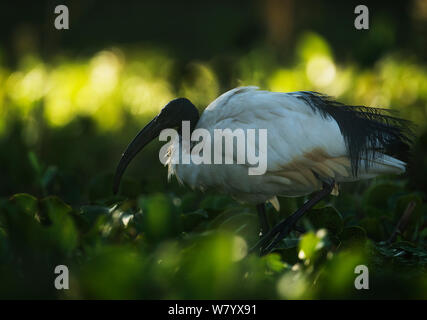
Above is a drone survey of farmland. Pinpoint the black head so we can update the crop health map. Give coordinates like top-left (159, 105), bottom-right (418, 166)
top-left (157, 98), bottom-right (199, 131)
top-left (113, 98), bottom-right (199, 194)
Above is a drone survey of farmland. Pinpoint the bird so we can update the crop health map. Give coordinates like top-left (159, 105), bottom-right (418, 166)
top-left (113, 86), bottom-right (413, 255)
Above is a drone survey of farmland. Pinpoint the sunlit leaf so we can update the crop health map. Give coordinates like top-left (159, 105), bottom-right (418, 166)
top-left (298, 231), bottom-right (321, 262)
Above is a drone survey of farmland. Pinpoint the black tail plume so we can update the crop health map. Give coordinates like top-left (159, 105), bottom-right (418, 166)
top-left (294, 91), bottom-right (415, 176)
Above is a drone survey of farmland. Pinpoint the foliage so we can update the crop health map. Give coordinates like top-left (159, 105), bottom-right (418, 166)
top-left (0, 171), bottom-right (426, 299)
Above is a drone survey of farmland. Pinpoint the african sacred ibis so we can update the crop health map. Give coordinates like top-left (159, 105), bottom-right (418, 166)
top-left (113, 86), bottom-right (413, 255)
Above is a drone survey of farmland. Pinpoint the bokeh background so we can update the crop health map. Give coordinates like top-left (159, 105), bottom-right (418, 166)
top-left (1, 0), bottom-right (427, 299)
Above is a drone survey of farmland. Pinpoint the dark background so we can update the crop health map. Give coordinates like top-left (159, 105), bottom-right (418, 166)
top-left (1, 1), bottom-right (426, 66)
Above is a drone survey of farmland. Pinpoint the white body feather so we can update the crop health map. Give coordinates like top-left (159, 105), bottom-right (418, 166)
top-left (167, 87), bottom-right (406, 204)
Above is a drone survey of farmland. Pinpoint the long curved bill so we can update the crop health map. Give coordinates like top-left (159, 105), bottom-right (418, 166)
top-left (113, 118), bottom-right (161, 194)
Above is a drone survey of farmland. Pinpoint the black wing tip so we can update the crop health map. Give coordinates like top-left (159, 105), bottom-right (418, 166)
top-left (295, 91), bottom-right (416, 175)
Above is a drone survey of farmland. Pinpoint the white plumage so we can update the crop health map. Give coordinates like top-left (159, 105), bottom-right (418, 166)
top-left (167, 86), bottom-right (406, 205)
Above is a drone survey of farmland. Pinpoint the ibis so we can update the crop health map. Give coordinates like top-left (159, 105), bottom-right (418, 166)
top-left (113, 86), bottom-right (413, 255)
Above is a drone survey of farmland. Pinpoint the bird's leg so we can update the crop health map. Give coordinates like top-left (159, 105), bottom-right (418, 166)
top-left (293, 225), bottom-right (306, 233)
top-left (251, 180), bottom-right (334, 255)
top-left (256, 202), bottom-right (303, 238)
top-left (261, 181), bottom-right (334, 254)
top-left (256, 203), bottom-right (270, 236)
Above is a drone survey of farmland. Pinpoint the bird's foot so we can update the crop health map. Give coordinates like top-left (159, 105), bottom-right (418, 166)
top-left (250, 181), bottom-right (334, 256)
top-left (257, 224), bottom-right (303, 244)
top-left (260, 215), bottom-right (301, 255)
top-left (249, 216), bottom-right (298, 256)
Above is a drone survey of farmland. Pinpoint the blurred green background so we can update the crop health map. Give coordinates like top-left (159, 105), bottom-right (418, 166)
top-left (1, 0), bottom-right (427, 299)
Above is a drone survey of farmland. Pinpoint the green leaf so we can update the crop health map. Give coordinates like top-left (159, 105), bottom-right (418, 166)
top-left (28, 151), bottom-right (43, 177)
top-left (41, 166), bottom-right (58, 190)
top-left (363, 181), bottom-right (403, 209)
top-left (78, 246), bottom-right (146, 299)
top-left (306, 205), bottom-right (344, 234)
top-left (359, 216), bottom-right (386, 241)
top-left (138, 194), bottom-right (180, 241)
top-left (339, 226), bottom-right (367, 247)
top-left (79, 205), bottom-right (111, 225)
top-left (262, 253), bottom-right (287, 272)
top-left (207, 207), bottom-right (251, 229)
top-left (40, 196), bottom-right (78, 255)
top-left (298, 232), bottom-right (321, 261)
top-left (180, 208), bottom-right (209, 230)
top-left (218, 212), bottom-right (258, 243)
top-left (9, 193), bottom-right (38, 218)
top-left (180, 193), bottom-right (200, 213)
